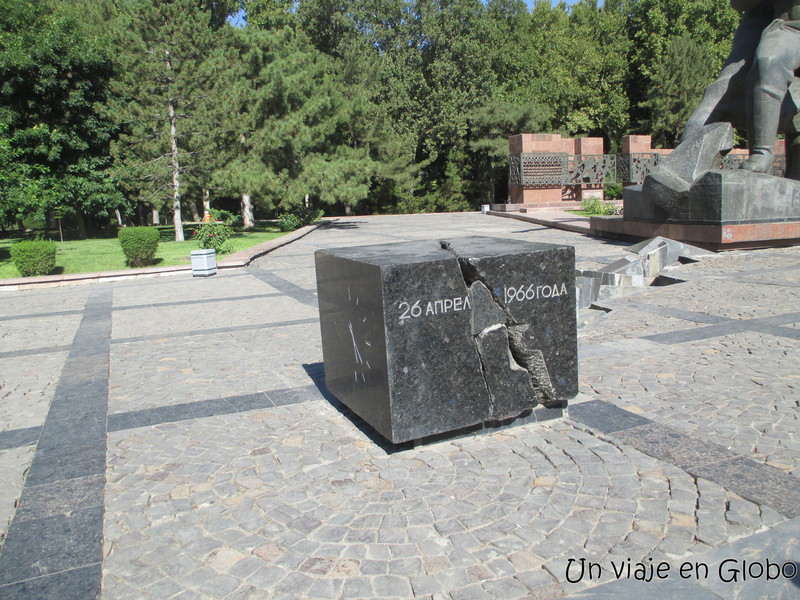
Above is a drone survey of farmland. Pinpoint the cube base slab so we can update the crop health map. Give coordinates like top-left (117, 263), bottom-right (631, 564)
top-left (315, 236), bottom-right (577, 444)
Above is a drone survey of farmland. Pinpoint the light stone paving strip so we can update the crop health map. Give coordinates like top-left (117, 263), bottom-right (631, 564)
top-left (0, 445), bottom-right (35, 541)
top-left (568, 400), bottom-right (800, 518)
top-left (0, 212), bottom-right (799, 600)
top-left (102, 401), bottom-right (784, 600)
top-left (0, 352), bottom-right (69, 432)
top-left (580, 330), bottom-right (799, 475)
top-left (0, 286), bottom-right (112, 599)
top-left (108, 271), bottom-right (264, 308)
top-left (108, 324), bottom-right (323, 414)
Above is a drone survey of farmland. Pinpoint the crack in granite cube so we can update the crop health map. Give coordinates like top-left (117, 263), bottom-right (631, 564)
top-left (315, 236), bottom-right (577, 443)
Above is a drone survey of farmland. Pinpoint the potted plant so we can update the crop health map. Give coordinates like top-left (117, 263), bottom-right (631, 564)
top-left (191, 211), bottom-right (233, 276)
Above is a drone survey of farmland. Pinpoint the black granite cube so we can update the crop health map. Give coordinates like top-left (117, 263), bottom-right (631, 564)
top-left (315, 236), bottom-right (577, 443)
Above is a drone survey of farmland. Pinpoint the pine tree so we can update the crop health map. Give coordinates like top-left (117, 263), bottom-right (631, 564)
top-left (639, 36), bottom-right (717, 147)
top-left (108, 0), bottom-right (224, 240)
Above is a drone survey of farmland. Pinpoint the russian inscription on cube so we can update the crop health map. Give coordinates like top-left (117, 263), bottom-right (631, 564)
top-left (315, 236), bottom-right (577, 444)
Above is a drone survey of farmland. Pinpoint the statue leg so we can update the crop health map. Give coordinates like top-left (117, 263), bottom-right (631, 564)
top-left (683, 9), bottom-right (769, 140)
top-left (741, 25), bottom-right (800, 173)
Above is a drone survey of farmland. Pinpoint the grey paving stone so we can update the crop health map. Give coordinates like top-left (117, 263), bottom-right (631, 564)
top-left (568, 578), bottom-right (725, 599)
top-left (360, 559), bottom-right (388, 575)
top-left (0, 506), bottom-right (104, 585)
top-left (197, 573), bottom-right (242, 597)
top-left (612, 423), bottom-right (735, 470)
top-left (692, 456), bottom-right (800, 518)
top-left (308, 578), bottom-right (342, 599)
top-left (450, 583), bottom-right (494, 599)
top-left (341, 576), bottom-right (374, 597)
top-left (245, 565), bottom-right (288, 588)
top-left (373, 574), bottom-right (413, 597)
top-left (26, 386), bottom-right (107, 484)
top-left (481, 576), bottom-right (532, 598)
top-left (247, 269), bottom-right (319, 307)
top-left (568, 401), bottom-right (652, 434)
top-left (388, 557), bottom-right (423, 576)
top-left (142, 577), bottom-right (185, 599)
top-left (268, 386), bottom-right (323, 407)
top-left (5, 214), bottom-right (800, 600)
top-left (0, 563), bottom-right (101, 600)
top-left (13, 474), bottom-right (104, 522)
top-left (0, 426), bottom-right (41, 451)
top-left (273, 571), bottom-right (315, 595)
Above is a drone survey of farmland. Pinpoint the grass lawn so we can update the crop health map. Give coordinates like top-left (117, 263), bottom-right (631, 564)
top-left (0, 226), bottom-right (287, 279)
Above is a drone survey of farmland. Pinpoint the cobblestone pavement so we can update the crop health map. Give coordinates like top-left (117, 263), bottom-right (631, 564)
top-left (0, 213), bottom-right (798, 599)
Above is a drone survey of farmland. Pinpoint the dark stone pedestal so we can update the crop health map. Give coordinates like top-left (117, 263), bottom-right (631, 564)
top-left (315, 236), bottom-right (577, 444)
top-left (599, 123), bottom-right (800, 250)
top-left (626, 168), bottom-right (800, 225)
top-left (597, 169), bottom-right (800, 250)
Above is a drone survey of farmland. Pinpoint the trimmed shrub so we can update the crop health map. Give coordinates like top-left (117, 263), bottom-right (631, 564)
top-left (11, 240), bottom-right (57, 277)
top-left (277, 213), bottom-right (303, 232)
top-left (604, 182), bottom-right (624, 200)
top-left (118, 227), bottom-right (160, 267)
top-left (581, 198), bottom-right (620, 216)
top-left (194, 220), bottom-right (233, 254)
top-left (276, 207), bottom-right (323, 232)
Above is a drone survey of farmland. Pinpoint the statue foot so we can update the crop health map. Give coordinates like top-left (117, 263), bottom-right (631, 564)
top-left (740, 149), bottom-right (774, 174)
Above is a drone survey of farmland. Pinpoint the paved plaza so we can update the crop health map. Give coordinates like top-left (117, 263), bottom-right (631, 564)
top-left (0, 212), bottom-right (798, 599)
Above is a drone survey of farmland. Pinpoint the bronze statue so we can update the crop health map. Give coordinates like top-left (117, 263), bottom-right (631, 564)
top-left (684, 0), bottom-right (800, 179)
top-left (740, 0), bottom-right (800, 173)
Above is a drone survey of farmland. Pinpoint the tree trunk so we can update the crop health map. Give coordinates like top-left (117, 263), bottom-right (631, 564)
top-left (238, 133), bottom-right (254, 228)
top-left (168, 96), bottom-right (184, 241)
top-left (75, 210), bottom-right (88, 239)
top-left (189, 199), bottom-right (200, 222)
top-left (151, 207), bottom-right (160, 225)
top-left (166, 49), bottom-right (184, 242)
top-left (241, 193), bottom-right (254, 228)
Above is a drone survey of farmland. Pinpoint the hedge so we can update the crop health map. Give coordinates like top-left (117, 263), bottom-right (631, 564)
top-left (118, 227), bottom-right (160, 267)
top-left (11, 240), bottom-right (57, 277)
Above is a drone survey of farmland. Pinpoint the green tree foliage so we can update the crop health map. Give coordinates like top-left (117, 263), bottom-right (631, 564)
top-left (0, 0), bottom-right (124, 234)
top-left (465, 101), bottom-right (549, 205)
top-left (245, 0), bottom-right (297, 30)
top-left (0, 0), bottom-right (747, 225)
top-left (210, 27), bottom-right (386, 215)
top-left (565, 0), bottom-right (631, 141)
top-left (256, 29), bottom-right (382, 209)
top-left (626, 0), bottom-right (739, 127)
top-left (108, 0), bottom-right (225, 241)
top-left (0, 124), bottom-right (47, 227)
top-left (640, 36), bottom-right (718, 147)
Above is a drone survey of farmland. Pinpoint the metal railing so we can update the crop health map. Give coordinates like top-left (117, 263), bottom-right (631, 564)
top-left (509, 152), bottom-right (785, 186)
